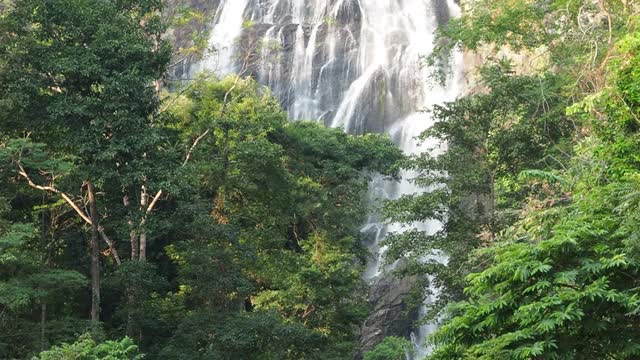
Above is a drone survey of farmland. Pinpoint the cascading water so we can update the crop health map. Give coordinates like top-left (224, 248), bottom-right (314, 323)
top-left (193, 0), bottom-right (463, 357)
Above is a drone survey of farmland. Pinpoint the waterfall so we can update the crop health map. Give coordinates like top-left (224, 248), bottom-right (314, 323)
top-left (192, 0), bottom-right (463, 357)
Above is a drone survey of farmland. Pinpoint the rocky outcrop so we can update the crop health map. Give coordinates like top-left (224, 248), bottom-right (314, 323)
top-left (359, 275), bottom-right (419, 357)
top-left (459, 0), bottom-right (550, 94)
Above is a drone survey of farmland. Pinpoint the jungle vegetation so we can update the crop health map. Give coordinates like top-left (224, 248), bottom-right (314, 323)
top-left (1, 0), bottom-right (640, 359)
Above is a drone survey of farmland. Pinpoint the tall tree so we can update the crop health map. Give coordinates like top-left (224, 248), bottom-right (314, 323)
top-left (0, 0), bottom-right (171, 328)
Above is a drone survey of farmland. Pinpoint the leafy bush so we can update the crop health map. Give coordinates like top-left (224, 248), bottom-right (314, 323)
top-left (35, 334), bottom-right (143, 360)
top-left (364, 336), bottom-right (413, 360)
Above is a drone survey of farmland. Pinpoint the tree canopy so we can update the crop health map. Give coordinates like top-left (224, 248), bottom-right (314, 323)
top-left (2, 0), bottom-right (640, 359)
top-left (0, 1), bottom-right (403, 358)
top-left (380, 0), bottom-right (640, 359)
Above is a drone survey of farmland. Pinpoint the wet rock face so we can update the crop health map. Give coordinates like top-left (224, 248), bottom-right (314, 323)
top-left (432, 0), bottom-right (451, 26)
top-left (236, 0), bottom-right (363, 124)
top-left (359, 275), bottom-right (419, 356)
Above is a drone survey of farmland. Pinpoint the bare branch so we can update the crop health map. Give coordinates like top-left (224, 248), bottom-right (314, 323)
top-left (98, 227), bottom-right (122, 265)
top-left (182, 129), bottom-right (210, 167)
top-left (18, 163), bottom-right (93, 225)
top-left (17, 163), bottom-right (122, 265)
top-left (147, 189), bottom-right (164, 213)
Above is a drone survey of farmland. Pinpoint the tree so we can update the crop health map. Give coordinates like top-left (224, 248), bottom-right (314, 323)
top-left (430, 43), bottom-right (640, 354)
top-left (0, 0), bottom-right (171, 330)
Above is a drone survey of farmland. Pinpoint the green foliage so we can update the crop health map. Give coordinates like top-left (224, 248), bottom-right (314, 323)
top-left (430, 180), bottom-right (640, 358)
top-left (0, 196), bottom-right (87, 358)
top-left (0, 0), bottom-right (174, 213)
top-left (0, 0), bottom-right (174, 357)
top-left (163, 1), bottom-right (212, 59)
top-left (419, 1), bottom-right (640, 358)
top-left (383, 60), bottom-right (573, 320)
top-left (430, 0), bottom-right (548, 70)
top-left (0, 1), bottom-right (403, 357)
top-left (364, 336), bottom-right (414, 360)
top-left (35, 333), bottom-right (143, 360)
top-left (158, 311), bottom-right (324, 360)
top-left (153, 76), bottom-right (403, 359)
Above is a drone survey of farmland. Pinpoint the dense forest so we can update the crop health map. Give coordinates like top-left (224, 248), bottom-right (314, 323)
top-left (0, 0), bottom-right (639, 359)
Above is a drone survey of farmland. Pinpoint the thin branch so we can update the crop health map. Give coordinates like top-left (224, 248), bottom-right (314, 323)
top-left (599, 0), bottom-right (613, 44)
top-left (182, 129), bottom-right (210, 166)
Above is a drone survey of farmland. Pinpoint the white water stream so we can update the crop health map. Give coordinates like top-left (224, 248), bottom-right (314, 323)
top-left (193, 0), bottom-right (464, 357)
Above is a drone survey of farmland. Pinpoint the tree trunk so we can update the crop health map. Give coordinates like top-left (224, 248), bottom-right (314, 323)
top-left (125, 186), bottom-right (149, 338)
top-left (139, 231), bottom-right (147, 260)
top-left (139, 186), bottom-right (148, 261)
top-left (126, 290), bottom-right (136, 337)
top-left (87, 182), bottom-right (101, 327)
top-left (489, 172), bottom-right (496, 241)
top-left (130, 231), bottom-right (139, 260)
top-left (40, 302), bottom-right (46, 351)
top-left (39, 201), bottom-right (48, 350)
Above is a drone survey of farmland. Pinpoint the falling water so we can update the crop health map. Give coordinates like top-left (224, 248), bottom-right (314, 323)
top-left (193, 0), bottom-right (464, 357)
top-left (192, 0), bottom-right (251, 75)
